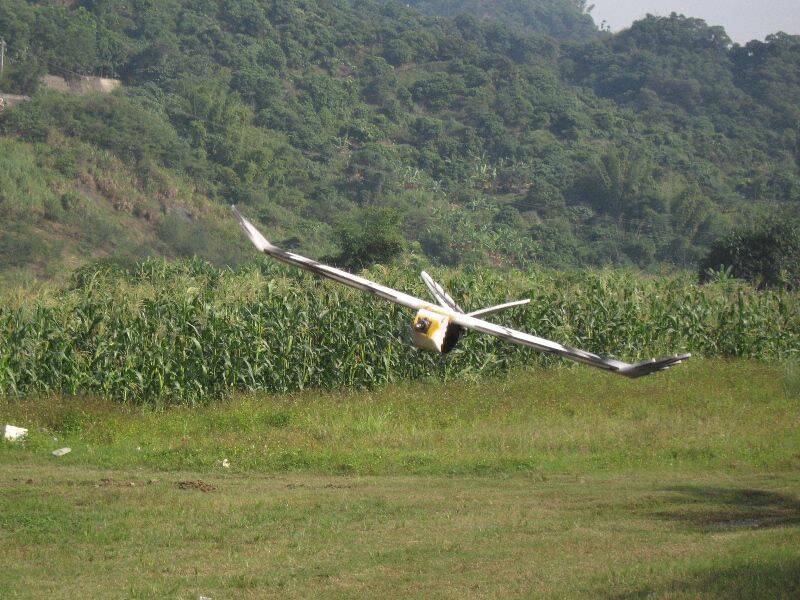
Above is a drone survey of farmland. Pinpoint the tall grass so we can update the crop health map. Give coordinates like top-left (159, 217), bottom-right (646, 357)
top-left (1, 259), bottom-right (798, 403)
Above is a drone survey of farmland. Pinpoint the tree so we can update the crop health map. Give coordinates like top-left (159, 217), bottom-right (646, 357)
top-left (699, 221), bottom-right (800, 289)
top-left (331, 207), bottom-right (406, 270)
top-left (580, 148), bottom-right (656, 221)
top-left (0, 0), bottom-right (798, 277)
top-left (32, 6), bottom-right (99, 75)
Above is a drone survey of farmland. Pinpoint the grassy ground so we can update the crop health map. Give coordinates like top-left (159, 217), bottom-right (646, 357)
top-left (1, 359), bottom-right (799, 598)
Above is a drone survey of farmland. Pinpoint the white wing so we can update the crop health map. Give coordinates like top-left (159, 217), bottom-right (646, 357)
top-left (233, 206), bottom-right (428, 311)
top-left (448, 311), bottom-right (690, 378)
top-left (233, 206), bottom-right (690, 378)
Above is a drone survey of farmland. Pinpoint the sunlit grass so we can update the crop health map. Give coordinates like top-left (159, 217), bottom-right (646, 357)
top-left (1, 359), bottom-right (798, 598)
top-left (0, 466), bottom-right (797, 598)
top-left (783, 360), bottom-right (800, 398)
top-left (3, 359), bottom-right (797, 475)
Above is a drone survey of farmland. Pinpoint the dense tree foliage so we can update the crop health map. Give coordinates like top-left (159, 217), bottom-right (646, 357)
top-left (331, 206), bottom-right (407, 269)
top-left (405, 0), bottom-right (597, 40)
top-left (0, 1), bottom-right (798, 277)
top-left (700, 222), bottom-right (800, 289)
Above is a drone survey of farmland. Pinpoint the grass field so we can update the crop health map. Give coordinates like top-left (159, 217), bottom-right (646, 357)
top-left (2, 359), bottom-right (799, 598)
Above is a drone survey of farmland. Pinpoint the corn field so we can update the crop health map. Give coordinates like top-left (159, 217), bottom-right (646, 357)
top-left (1, 259), bottom-right (798, 404)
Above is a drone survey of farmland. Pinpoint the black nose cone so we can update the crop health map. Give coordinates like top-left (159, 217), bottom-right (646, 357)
top-left (414, 318), bottom-right (431, 334)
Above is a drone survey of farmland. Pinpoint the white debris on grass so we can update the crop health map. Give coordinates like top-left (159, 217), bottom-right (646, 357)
top-left (4, 424), bottom-right (28, 441)
top-left (52, 447), bottom-right (71, 457)
top-left (217, 458), bottom-right (230, 469)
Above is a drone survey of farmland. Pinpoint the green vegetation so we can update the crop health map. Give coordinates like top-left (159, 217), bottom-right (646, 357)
top-left (2, 359), bottom-right (798, 474)
top-left (0, 133), bottom-right (251, 288)
top-left (700, 221), bottom-right (800, 290)
top-left (0, 2), bottom-right (798, 281)
top-left (330, 206), bottom-right (407, 269)
top-left (1, 360), bottom-right (799, 597)
top-left (406, 0), bottom-right (598, 39)
top-left (1, 6), bottom-right (797, 594)
top-left (1, 260), bottom-right (798, 403)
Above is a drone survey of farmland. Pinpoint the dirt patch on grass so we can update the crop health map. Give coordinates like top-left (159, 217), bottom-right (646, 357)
top-left (177, 479), bottom-right (216, 492)
top-left (285, 482), bottom-right (357, 490)
top-left (97, 477), bottom-right (137, 488)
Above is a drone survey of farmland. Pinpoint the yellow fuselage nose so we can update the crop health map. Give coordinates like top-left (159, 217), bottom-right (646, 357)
top-left (410, 308), bottom-right (449, 353)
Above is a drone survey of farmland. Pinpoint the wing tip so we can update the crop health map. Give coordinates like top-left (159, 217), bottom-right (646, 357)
top-left (619, 352), bottom-right (692, 378)
top-left (231, 205), bottom-right (273, 252)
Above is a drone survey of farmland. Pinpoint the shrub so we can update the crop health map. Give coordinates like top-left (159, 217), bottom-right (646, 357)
top-left (331, 207), bottom-right (406, 270)
top-left (699, 221), bottom-right (800, 290)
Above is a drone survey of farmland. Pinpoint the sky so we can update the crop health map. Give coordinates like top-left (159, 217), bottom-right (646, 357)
top-left (589, 0), bottom-right (800, 44)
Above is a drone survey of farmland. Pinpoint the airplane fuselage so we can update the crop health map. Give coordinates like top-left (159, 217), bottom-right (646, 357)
top-left (411, 308), bottom-right (464, 353)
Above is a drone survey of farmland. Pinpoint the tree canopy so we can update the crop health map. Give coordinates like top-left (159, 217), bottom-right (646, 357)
top-left (0, 1), bottom-right (798, 277)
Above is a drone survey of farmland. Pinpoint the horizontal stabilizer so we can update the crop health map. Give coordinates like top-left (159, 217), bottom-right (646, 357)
top-left (618, 353), bottom-right (692, 379)
top-left (468, 299), bottom-right (530, 318)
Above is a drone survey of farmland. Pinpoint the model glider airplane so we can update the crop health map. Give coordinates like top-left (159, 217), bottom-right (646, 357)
top-left (232, 206), bottom-right (690, 378)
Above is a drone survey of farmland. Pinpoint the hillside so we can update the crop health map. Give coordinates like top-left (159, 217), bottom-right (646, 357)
top-left (0, 0), bottom-right (798, 284)
top-left (404, 0), bottom-right (598, 39)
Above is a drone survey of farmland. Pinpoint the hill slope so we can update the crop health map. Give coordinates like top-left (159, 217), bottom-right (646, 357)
top-left (404, 0), bottom-right (598, 39)
top-left (0, 1), bottom-right (798, 283)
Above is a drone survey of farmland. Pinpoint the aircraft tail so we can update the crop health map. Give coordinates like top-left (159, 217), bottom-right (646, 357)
top-left (467, 299), bottom-right (530, 318)
top-left (420, 271), bottom-right (464, 313)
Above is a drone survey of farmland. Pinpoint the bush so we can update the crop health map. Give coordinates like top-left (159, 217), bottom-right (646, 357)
top-left (331, 207), bottom-right (406, 270)
top-left (1, 93), bottom-right (191, 168)
top-left (699, 221), bottom-right (800, 289)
